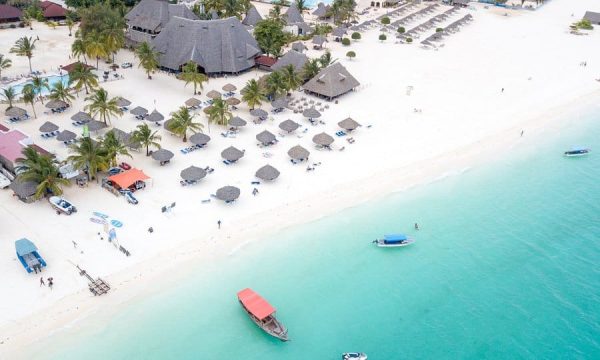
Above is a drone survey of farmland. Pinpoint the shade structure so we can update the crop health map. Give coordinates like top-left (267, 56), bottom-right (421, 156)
top-left (108, 168), bottom-right (150, 189)
top-left (163, 119), bottom-right (175, 132)
top-left (151, 148), bottom-right (174, 162)
top-left (249, 108), bottom-right (267, 118)
top-left (256, 130), bottom-right (276, 145)
top-left (202, 106), bottom-right (213, 114)
top-left (288, 145), bottom-right (310, 160)
top-left (255, 164), bottom-right (280, 181)
top-left (222, 83), bottom-right (237, 92)
top-left (226, 97), bottom-right (241, 106)
top-left (5, 106), bottom-right (27, 118)
top-left (271, 98), bottom-right (288, 109)
top-left (45, 99), bottom-right (68, 109)
top-left (39, 121), bottom-right (58, 133)
top-left (71, 111), bottom-right (92, 123)
top-left (130, 106), bottom-right (148, 116)
top-left (312, 132), bottom-right (334, 146)
top-left (228, 116), bottom-right (247, 127)
top-left (185, 98), bottom-right (202, 107)
top-left (215, 186), bottom-right (240, 202)
top-left (303, 107), bottom-right (321, 118)
top-left (180, 165), bottom-right (207, 181)
top-left (237, 288), bottom-right (275, 321)
top-left (221, 146), bottom-right (244, 162)
top-left (206, 90), bottom-right (222, 99)
top-left (189, 132), bottom-right (211, 146)
top-left (279, 119), bottom-right (300, 133)
top-left (338, 117), bottom-right (361, 131)
top-left (87, 120), bottom-right (107, 132)
top-left (146, 110), bottom-right (164, 122)
top-left (115, 97), bottom-right (131, 107)
top-left (56, 130), bottom-right (76, 141)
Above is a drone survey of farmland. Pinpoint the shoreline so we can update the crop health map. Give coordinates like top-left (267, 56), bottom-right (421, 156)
top-left (2, 89), bottom-right (599, 357)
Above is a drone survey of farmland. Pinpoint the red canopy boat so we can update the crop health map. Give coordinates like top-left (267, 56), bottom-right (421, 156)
top-left (237, 288), bottom-right (288, 341)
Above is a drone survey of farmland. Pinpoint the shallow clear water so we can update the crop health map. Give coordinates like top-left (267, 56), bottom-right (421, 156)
top-left (3, 74), bottom-right (69, 96)
top-left (38, 110), bottom-right (600, 359)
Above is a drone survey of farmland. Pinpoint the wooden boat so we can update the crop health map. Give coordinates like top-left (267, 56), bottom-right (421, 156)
top-left (564, 147), bottom-right (590, 157)
top-left (237, 288), bottom-right (289, 341)
top-left (373, 234), bottom-right (414, 247)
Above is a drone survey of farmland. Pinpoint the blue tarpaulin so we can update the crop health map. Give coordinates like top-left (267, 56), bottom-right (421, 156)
top-left (384, 234), bottom-right (408, 243)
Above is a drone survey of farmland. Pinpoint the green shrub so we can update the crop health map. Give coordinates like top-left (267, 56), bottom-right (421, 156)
top-left (342, 37), bottom-right (351, 46)
top-left (346, 51), bottom-right (356, 60)
top-left (406, 37), bottom-right (413, 43)
top-left (574, 19), bottom-right (593, 30)
top-left (381, 16), bottom-right (390, 25)
top-left (397, 26), bottom-right (405, 34)
top-left (436, 27), bottom-right (443, 33)
top-left (379, 34), bottom-right (387, 42)
top-left (351, 32), bottom-right (361, 40)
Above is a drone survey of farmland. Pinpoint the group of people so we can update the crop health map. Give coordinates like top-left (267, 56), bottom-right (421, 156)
top-left (40, 277), bottom-right (54, 289)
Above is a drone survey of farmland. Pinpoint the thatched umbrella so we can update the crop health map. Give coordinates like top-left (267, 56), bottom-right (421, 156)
top-left (206, 90), bottom-right (222, 99)
top-left (71, 111), bottom-right (92, 123)
top-left (5, 106), bottom-right (27, 118)
top-left (56, 130), bottom-right (76, 142)
top-left (312, 132), bottom-right (334, 147)
top-left (130, 106), bottom-right (148, 116)
top-left (221, 146), bottom-right (244, 162)
top-left (255, 164), bottom-right (280, 181)
top-left (45, 99), bottom-right (68, 109)
top-left (222, 83), bottom-right (237, 92)
top-left (39, 121), bottom-right (58, 133)
top-left (215, 186), bottom-right (240, 202)
top-left (249, 108), bottom-right (267, 118)
top-left (189, 132), bottom-right (211, 146)
top-left (256, 130), bottom-right (276, 146)
top-left (87, 120), bottom-right (107, 132)
top-left (338, 117), bottom-right (361, 131)
top-left (303, 107), bottom-right (321, 119)
top-left (180, 166), bottom-right (207, 181)
top-left (288, 145), bottom-right (310, 160)
top-left (202, 106), bottom-right (213, 114)
top-left (185, 98), bottom-right (201, 108)
top-left (163, 119), bottom-right (175, 132)
top-left (151, 148), bottom-right (174, 162)
top-left (146, 110), bottom-right (164, 123)
top-left (228, 116), bottom-right (247, 128)
top-left (226, 97), bottom-right (241, 106)
top-left (271, 98), bottom-right (288, 109)
top-left (115, 97), bottom-right (131, 107)
top-left (279, 119), bottom-right (300, 133)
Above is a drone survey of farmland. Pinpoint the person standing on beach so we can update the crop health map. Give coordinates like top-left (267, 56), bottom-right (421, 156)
top-left (217, 220), bottom-right (221, 229)
top-left (415, 223), bottom-right (420, 230)
top-left (40, 277), bottom-right (45, 287)
top-left (521, 130), bottom-right (524, 137)
top-left (48, 277), bottom-right (54, 290)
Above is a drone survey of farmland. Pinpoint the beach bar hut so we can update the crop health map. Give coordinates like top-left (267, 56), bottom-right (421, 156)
top-left (303, 62), bottom-right (360, 100)
top-left (255, 164), bottom-right (280, 181)
top-left (15, 238), bottom-right (47, 273)
top-left (215, 185), bottom-right (240, 202)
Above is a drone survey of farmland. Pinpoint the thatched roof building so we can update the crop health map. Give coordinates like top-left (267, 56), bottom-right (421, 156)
top-left (272, 50), bottom-right (309, 72)
top-left (152, 16), bottom-right (261, 75)
top-left (303, 62), bottom-right (360, 100)
top-left (242, 6), bottom-right (262, 27)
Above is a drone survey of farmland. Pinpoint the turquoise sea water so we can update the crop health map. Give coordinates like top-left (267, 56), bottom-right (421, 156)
top-left (36, 111), bottom-right (599, 359)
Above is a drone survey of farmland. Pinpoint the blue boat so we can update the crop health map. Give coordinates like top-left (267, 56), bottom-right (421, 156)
top-left (15, 238), bottom-right (47, 273)
top-left (373, 234), bottom-right (414, 247)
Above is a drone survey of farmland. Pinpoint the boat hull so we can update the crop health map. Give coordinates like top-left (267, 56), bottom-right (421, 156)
top-left (239, 301), bottom-right (289, 341)
top-left (374, 238), bottom-right (414, 247)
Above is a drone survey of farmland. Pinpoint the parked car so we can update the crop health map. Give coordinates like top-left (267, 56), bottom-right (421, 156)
top-left (108, 167), bottom-right (123, 176)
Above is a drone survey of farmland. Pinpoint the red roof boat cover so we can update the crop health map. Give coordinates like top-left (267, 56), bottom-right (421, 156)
top-left (237, 288), bottom-right (275, 321)
top-left (108, 168), bottom-right (150, 189)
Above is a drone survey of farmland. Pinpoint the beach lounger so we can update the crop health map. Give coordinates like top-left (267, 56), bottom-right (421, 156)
top-left (201, 199), bottom-right (211, 204)
top-left (222, 160), bottom-right (232, 165)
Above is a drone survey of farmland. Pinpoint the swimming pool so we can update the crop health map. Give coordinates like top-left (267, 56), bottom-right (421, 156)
top-left (3, 74), bottom-right (70, 97)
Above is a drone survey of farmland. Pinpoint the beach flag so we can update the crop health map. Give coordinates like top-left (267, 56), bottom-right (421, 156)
top-left (83, 125), bottom-right (89, 138)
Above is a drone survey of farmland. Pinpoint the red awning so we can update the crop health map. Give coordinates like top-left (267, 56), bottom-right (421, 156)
top-left (237, 288), bottom-right (275, 320)
top-left (108, 168), bottom-right (150, 189)
top-left (255, 56), bottom-right (276, 68)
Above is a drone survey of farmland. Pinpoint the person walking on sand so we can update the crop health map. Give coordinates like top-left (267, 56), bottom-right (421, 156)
top-left (48, 277), bottom-right (54, 290)
top-left (501, 88), bottom-right (504, 93)
top-left (521, 130), bottom-right (524, 137)
top-left (40, 277), bottom-right (45, 287)
top-left (217, 220), bottom-right (221, 229)
top-left (415, 223), bottom-right (420, 230)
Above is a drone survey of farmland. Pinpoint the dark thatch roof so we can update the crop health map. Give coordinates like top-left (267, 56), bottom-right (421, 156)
top-left (249, 108), bottom-right (267, 118)
top-left (303, 62), bottom-right (360, 100)
top-left (71, 111), bottom-right (92, 122)
top-left (115, 97), bottom-right (131, 107)
top-left (228, 116), bottom-right (247, 127)
top-left (216, 185), bottom-right (240, 201)
top-left (39, 121), bottom-right (58, 133)
top-left (130, 106), bottom-right (148, 116)
top-left (270, 98), bottom-right (288, 109)
top-left (255, 164), bottom-right (280, 181)
top-left (242, 6), bottom-right (263, 26)
top-left (9, 179), bottom-right (37, 199)
top-left (151, 148), bottom-right (174, 161)
top-left (180, 165), bottom-right (207, 181)
top-left (279, 119), bottom-right (300, 133)
top-left (256, 130), bottom-right (276, 145)
top-left (56, 130), bottom-right (76, 141)
top-left (87, 120), bottom-right (107, 132)
top-left (185, 98), bottom-right (201, 107)
top-left (284, 3), bottom-right (304, 24)
top-left (291, 42), bottom-right (307, 53)
top-left (125, 0), bottom-right (198, 32)
top-left (221, 146), bottom-right (244, 161)
top-left (146, 110), bottom-right (164, 122)
top-left (45, 99), bottom-right (67, 109)
top-left (312, 132), bottom-right (334, 146)
top-left (338, 117), bottom-right (360, 131)
top-left (302, 107), bottom-right (321, 118)
top-left (5, 106), bottom-right (27, 118)
top-left (288, 145), bottom-right (310, 160)
top-left (189, 132), bottom-right (211, 145)
top-left (271, 50), bottom-right (309, 72)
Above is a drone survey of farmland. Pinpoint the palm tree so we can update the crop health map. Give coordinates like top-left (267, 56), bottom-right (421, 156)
top-left (319, 51), bottom-right (335, 68)
top-left (22, 13), bottom-right (32, 30)
top-left (168, 106), bottom-right (204, 142)
top-left (49, 82), bottom-right (75, 105)
top-left (15, 146), bottom-right (70, 199)
top-left (69, 63), bottom-right (98, 95)
top-left (280, 65), bottom-right (302, 94)
top-left (68, 137), bottom-right (109, 182)
top-left (85, 31), bottom-right (108, 69)
top-left (102, 17), bottom-right (125, 63)
top-left (301, 58), bottom-right (321, 81)
top-left (241, 79), bottom-right (266, 109)
top-left (223, 0), bottom-right (243, 18)
top-left (135, 41), bottom-right (159, 79)
top-left (180, 61), bottom-right (208, 95)
top-left (31, 76), bottom-right (49, 104)
top-left (22, 84), bottom-right (37, 118)
top-left (266, 71), bottom-right (286, 99)
top-left (10, 37), bottom-right (37, 74)
top-left (2, 87), bottom-right (16, 108)
top-left (66, 18), bottom-right (75, 37)
top-left (206, 98), bottom-right (232, 127)
top-left (85, 88), bottom-right (122, 125)
top-left (102, 130), bottom-right (132, 167)
top-left (71, 37), bottom-right (87, 64)
top-left (0, 54), bottom-right (12, 79)
top-left (132, 123), bottom-right (161, 156)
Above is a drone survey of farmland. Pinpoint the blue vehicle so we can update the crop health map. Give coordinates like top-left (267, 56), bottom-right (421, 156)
top-left (121, 190), bottom-right (138, 205)
top-left (373, 234), bottom-right (414, 248)
top-left (15, 238), bottom-right (47, 273)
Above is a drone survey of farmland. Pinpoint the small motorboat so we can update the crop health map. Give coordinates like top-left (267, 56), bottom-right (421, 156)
top-left (373, 233), bottom-right (414, 247)
top-left (342, 353), bottom-right (368, 360)
top-left (564, 147), bottom-right (590, 157)
top-left (237, 288), bottom-right (289, 341)
top-left (122, 190), bottom-right (138, 205)
top-left (15, 238), bottom-right (47, 273)
top-left (49, 196), bottom-right (77, 215)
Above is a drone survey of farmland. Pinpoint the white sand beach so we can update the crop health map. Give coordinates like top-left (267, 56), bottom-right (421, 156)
top-left (1, 0), bottom-right (599, 355)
